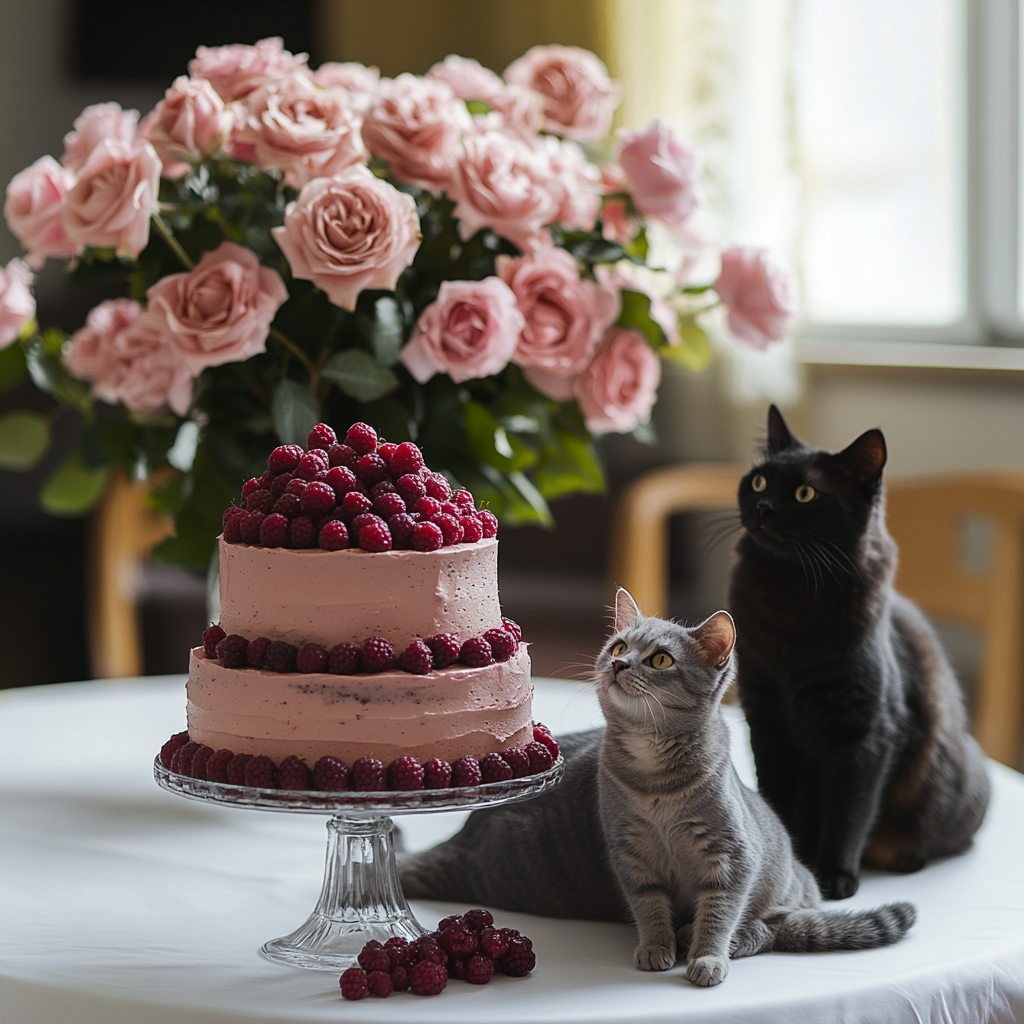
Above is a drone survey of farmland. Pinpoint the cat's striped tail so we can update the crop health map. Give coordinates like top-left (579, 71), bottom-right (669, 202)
top-left (771, 901), bottom-right (916, 952)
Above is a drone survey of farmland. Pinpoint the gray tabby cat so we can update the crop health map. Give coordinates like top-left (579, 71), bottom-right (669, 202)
top-left (400, 590), bottom-right (916, 986)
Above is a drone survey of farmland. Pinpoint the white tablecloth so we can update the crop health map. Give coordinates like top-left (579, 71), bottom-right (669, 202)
top-left (0, 676), bottom-right (1022, 1024)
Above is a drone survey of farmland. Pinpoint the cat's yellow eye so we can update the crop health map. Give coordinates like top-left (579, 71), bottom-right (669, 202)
top-left (610, 641), bottom-right (627, 657)
top-left (751, 474), bottom-right (767, 492)
top-left (651, 651), bottom-right (674, 669)
top-left (795, 484), bottom-right (816, 503)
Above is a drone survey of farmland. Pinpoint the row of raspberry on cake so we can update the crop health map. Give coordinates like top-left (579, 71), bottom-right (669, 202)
top-left (200, 619), bottom-right (523, 674)
top-left (160, 724), bottom-right (560, 791)
top-left (223, 421), bottom-right (498, 552)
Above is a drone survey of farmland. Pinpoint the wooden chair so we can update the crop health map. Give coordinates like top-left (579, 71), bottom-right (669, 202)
top-left (610, 464), bottom-right (1024, 766)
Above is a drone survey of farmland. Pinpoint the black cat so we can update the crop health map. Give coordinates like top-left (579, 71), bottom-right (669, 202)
top-left (728, 406), bottom-right (990, 900)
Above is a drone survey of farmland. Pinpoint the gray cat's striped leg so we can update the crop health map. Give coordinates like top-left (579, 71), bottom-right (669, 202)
top-left (625, 883), bottom-right (677, 971)
top-left (684, 883), bottom-right (748, 986)
top-left (728, 918), bottom-right (775, 958)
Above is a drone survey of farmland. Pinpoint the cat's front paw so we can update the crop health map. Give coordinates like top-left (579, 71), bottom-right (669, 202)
top-left (634, 942), bottom-right (676, 971)
top-left (685, 954), bottom-right (729, 987)
top-left (818, 869), bottom-right (859, 900)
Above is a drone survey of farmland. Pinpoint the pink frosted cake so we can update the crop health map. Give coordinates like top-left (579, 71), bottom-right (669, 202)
top-left (159, 421), bottom-right (558, 792)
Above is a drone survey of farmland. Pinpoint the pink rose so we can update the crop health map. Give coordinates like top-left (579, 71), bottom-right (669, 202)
top-left (448, 130), bottom-right (560, 249)
top-left (62, 140), bottom-right (161, 258)
top-left (0, 259), bottom-right (35, 348)
top-left (4, 156), bottom-right (79, 268)
top-left (272, 166), bottom-right (421, 312)
top-left (234, 73), bottom-right (364, 188)
top-left (189, 37), bottom-right (309, 102)
top-left (545, 137), bottom-right (601, 232)
top-left (426, 55), bottom-right (503, 101)
top-left (313, 62), bottom-right (380, 109)
top-left (504, 45), bottom-right (619, 142)
top-left (147, 241), bottom-right (288, 374)
top-left (401, 277), bottom-right (523, 384)
top-left (715, 246), bottom-right (797, 349)
top-left (497, 248), bottom-right (619, 394)
top-left (61, 102), bottom-right (139, 172)
top-left (361, 74), bottom-right (469, 193)
top-left (617, 119), bottom-right (701, 229)
top-left (62, 298), bottom-right (141, 382)
top-left (139, 76), bottom-right (232, 179)
top-left (489, 84), bottom-right (545, 139)
top-left (574, 327), bottom-right (661, 432)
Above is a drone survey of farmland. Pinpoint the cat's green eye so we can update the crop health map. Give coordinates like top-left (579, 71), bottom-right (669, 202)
top-left (795, 484), bottom-right (816, 503)
top-left (651, 651), bottom-right (674, 669)
top-left (751, 474), bottom-right (767, 492)
top-left (611, 641), bottom-right (627, 657)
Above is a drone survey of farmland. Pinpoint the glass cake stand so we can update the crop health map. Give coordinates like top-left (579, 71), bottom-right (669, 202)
top-left (154, 756), bottom-right (563, 971)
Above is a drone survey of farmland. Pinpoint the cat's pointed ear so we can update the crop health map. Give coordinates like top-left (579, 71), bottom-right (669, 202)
top-left (692, 611), bottom-right (736, 669)
top-left (614, 588), bottom-right (642, 632)
top-left (834, 428), bottom-right (887, 486)
top-left (766, 404), bottom-right (798, 454)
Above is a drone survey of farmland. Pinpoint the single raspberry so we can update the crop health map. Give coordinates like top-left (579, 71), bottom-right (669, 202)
top-left (257, 469), bottom-right (275, 489)
top-left (276, 755), bottom-right (311, 790)
top-left (439, 924), bottom-right (478, 957)
top-left (241, 477), bottom-right (261, 498)
top-left (478, 509), bottom-right (498, 538)
top-left (395, 473), bottom-right (427, 505)
top-left (259, 513), bottom-right (289, 546)
top-left (265, 641), bottom-right (298, 673)
top-left (172, 741), bottom-right (200, 775)
top-left (344, 422), bottom-right (378, 456)
top-left (411, 937), bottom-right (447, 964)
top-left (389, 441), bottom-right (425, 477)
top-left (359, 521), bottom-right (392, 553)
top-left (479, 926), bottom-right (508, 959)
top-left (289, 516), bottom-right (316, 548)
top-left (456, 515), bottom-right (482, 544)
top-left (270, 472), bottom-right (293, 498)
top-left (432, 513), bottom-right (463, 546)
top-left (424, 633), bottom-right (460, 669)
top-left (306, 423), bottom-right (337, 450)
top-left (328, 643), bottom-right (362, 674)
top-left (377, 440), bottom-right (399, 464)
top-left (388, 513), bottom-right (416, 549)
top-left (389, 965), bottom-right (410, 991)
top-left (313, 756), bottom-right (351, 791)
top-left (300, 481), bottom-right (336, 516)
top-left (215, 634), bottom-right (249, 668)
top-left (296, 643), bottom-right (328, 673)
top-left (160, 731), bottom-right (189, 767)
top-left (447, 957), bottom-right (467, 980)
top-left (411, 521), bottom-right (443, 551)
top-left (439, 501), bottom-right (460, 518)
top-left (324, 465), bottom-right (357, 499)
top-left (191, 745), bottom-right (215, 779)
top-left (351, 757), bottom-right (386, 791)
top-left (366, 970), bottom-right (392, 997)
top-left (502, 618), bottom-right (523, 643)
top-left (459, 636), bottom-right (493, 668)
top-left (362, 637), bottom-right (395, 672)
top-left (272, 493), bottom-right (302, 519)
top-left (533, 725), bottom-right (559, 759)
top-left (247, 637), bottom-right (271, 668)
top-left (371, 480), bottom-right (396, 498)
top-left (384, 936), bottom-right (414, 968)
top-left (327, 442), bottom-right (357, 468)
top-left (226, 753), bottom-right (253, 785)
top-left (340, 966), bottom-right (369, 1000)
top-left (204, 748), bottom-right (234, 783)
top-left (341, 490), bottom-right (373, 521)
top-left (414, 496), bottom-right (441, 518)
top-left (424, 472), bottom-right (451, 501)
top-left (464, 954), bottom-right (495, 985)
top-left (222, 505), bottom-right (246, 528)
top-left (453, 488), bottom-right (474, 508)
top-left (244, 755), bottom-right (278, 788)
top-left (239, 512), bottom-right (266, 544)
top-left (451, 756), bottom-right (482, 788)
top-left (223, 514), bottom-right (244, 543)
top-left (268, 444), bottom-right (303, 473)
top-left (525, 740), bottom-right (555, 773)
top-left (480, 753), bottom-right (513, 783)
top-left (358, 940), bottom-right (391, 973)
top-left (373, 492), bottom-right (406, 519)
top-left (245, 488), bottom-right (275, 514)
top-left (463, 909), bottom-right (493, 932)
top-left (202, 625), bottom-right (226, 658)
top-left (483, 628), bottom-right (516, 662)
top-left (422, 758), bottom-right (452, 789)
top-left (285, 477), bottom-right (307, 497)
top-left (294, 450), bottom-right (328, 481)
top-left (355, 453), bottom-right (387, 485)
top-left (319, 520), bottom-right (349, 551)
top-left (411, 960), bottom-right (448, 996)
top-left (437, 914), bottom-right (464, 932)
top-left (387, 756), bottom-right (424, 791)
top-left (397, 641), bottom-right (432, 675)
top-left (500, 937), bottom-right (535, 976)
top-left (502, 747), bottom-right (532, 778)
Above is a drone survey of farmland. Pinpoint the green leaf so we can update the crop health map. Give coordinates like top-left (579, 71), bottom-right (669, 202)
top-left (167, 420), bottom-right (200, 472)
top-left (661, 321), bottom-right (713, 372)
top-left (0, 343), bottom-right (27, 393)
top-left (624, 228), bottom-right (649, 263)
top-left (368, 296), bottom-right (405, 366)
top-left (535, 431), bottom-right (605, 501)
top-left (507, 471), bottom-right (553, 527)
top-left (0, 410), bottom-right (50, 470)
top-left (25, 330), bottom-right (92, 411)
top-left (272, 379), bottom-right (320, 445)
top-left (465, 99), bottom-right (491, 115)
top-left (322, 349), bottom-right (399, 402)
top-left (463, 400), bottom-right (535, 473)
top-left (617, 289), bottom-right (666, 348)
top-left (567, 237), bottom-right (627, 264)
top-left (40, 448), bottom-right (110, 516)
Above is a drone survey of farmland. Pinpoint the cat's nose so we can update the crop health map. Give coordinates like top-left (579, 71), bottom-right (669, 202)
top-left (612, 660), bottom-right (626, 674)
top-left (756, 498), bottom-right (775, 516)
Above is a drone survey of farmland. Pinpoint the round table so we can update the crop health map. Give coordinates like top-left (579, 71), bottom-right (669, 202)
top-left (1, 676), bottom-right (1022, 1024)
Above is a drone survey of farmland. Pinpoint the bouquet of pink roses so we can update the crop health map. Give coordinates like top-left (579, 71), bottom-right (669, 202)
top-left (0, 38), bottom-right (795, 572)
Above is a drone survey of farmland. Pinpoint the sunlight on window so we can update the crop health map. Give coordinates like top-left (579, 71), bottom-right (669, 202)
top-left (797, 0), bottom-right (966, 326)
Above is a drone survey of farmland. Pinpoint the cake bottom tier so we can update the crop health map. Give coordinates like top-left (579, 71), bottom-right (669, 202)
top-left (185, 645), bottom-right (534, 765)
